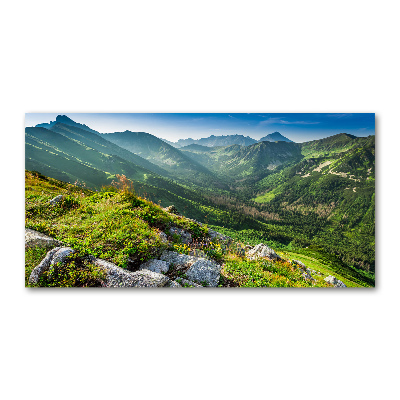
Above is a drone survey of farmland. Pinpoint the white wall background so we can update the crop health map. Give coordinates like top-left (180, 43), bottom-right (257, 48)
top-left (1, 1), bottom-right (398, 399)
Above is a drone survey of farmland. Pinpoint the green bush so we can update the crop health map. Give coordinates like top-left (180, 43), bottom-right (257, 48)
top-left (37, 254), bottom-right (107, 287)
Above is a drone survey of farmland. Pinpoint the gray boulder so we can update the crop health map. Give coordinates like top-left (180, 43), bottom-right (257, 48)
top-left (159, 250), bottom-right (197, 269)
top-left (87, 257), bottom-right (173, 287)
top-left (25, 228), bottom-right (63, 249)
top-left (139, 259), bottom-right (170, 274)
top-left (50, 247), bottom-right (75, 268)
top-left (49, 195), bottom-right (64, 205)
top-left (185, 258), bottom-right (221, 287)
top-left (159, 250), bottom-right (222, 286)
top-left (247, 243), bottom-right (279, 261)
top-left (324, 275), bottom-right (347, 288)
top-left (29, 246), bottom-right (76, 285)
top-left (29, 247), bottom-right (63, 285)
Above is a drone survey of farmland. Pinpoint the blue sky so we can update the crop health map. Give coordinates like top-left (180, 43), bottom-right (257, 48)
top-left (25, 113), bottom-right (375, 143)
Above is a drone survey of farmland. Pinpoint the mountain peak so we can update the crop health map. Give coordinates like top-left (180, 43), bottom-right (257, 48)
top-left (176, 134), bottom-right (257, 148)
top-left (338, 132), bottom-right (357, 139)
top-left (259, 132), bottom-right (293, 143)
top-left (56, 115), bottom-right (74, 123)
top-left (35, 115), bottom-right (99, 134)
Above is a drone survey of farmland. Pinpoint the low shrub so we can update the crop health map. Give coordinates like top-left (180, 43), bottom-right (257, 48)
top-left (37, 254), bottom-right (107, 287)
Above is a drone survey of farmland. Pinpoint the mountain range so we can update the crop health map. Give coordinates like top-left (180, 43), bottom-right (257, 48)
top-left (171, 131), bottom-right (292, 148)
top-left (26, 115), bottom-right (375, 279)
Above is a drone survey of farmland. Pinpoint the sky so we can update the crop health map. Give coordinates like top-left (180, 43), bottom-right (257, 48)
top-left (25, 113), bottom-right (375, 143)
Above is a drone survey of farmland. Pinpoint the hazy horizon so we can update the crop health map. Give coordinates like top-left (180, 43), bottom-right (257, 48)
top-left (25, 113), bottom-right (375, 143)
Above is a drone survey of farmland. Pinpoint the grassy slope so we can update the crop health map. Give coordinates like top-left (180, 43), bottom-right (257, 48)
top-left (25, 171), bottom-right (207, 268)
top-left (26, 171), bottom-right (366, 288)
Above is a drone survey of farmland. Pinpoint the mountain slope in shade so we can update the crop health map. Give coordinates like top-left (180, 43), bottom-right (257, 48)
top-left (48, 122), bottom-right (171, 178)
top-left (35, 115), bottom-right (99, 134)
top-left (176, 134), bottom-right (257, 148)
top-left (217, 141), bottom-right (301, 178)
top-left (25, 126), bottom-right (166, 188)
top-left (25, 126), bottom-right (219, 206)
top-left (101, 131), bottom-right (227, 189)
top-left (259, 132), bottom-right (293, 143)
top-left (181, 141), bottom-right (302, 180)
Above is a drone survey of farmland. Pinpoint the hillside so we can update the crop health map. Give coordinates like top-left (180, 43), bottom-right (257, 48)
top-left (252, 134), bottom-right (375, 271)
top-left (301, 132), bottom-right (360, 157)
top-left (48, 123), bottom-right (171, 177)
top-left (26, 125), bottom-right (173, 189)
top-left (25, 123), bottom-right (230, 210)
top-left (101, 131), bottom-right (227, 189)
top-left (182, 141), bottom-right (302, 180)
top-left (25, 171), bottom-right (372, 287)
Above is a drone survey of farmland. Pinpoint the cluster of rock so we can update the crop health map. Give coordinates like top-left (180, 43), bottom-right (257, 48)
top-left (25, 228), bottom-right (63, 249)
top-left (159, 250), bottom-right (221, 287)
top-left (169, 227), bottom-right (192, 244)
top-left (246, 243), bottom-right (280, 261)
top-left (291, 260), bottom-right (346, 287)
top-left (28, 245), bottom-right (221, 288)
top-left (324, 275), bottom-right (347, 288)
top-left (26, 223), bottom-right (223, 287)
top-left (291, 260), bottom-right (316, 281)
top-left (28, 246), bottom-right (180, 288)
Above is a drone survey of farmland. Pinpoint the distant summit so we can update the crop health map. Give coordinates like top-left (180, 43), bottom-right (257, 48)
top-left (36, 115), bottom-right (99, 134)
top-left (176, 134), bottom-right (257, 148)
top-left (259, 132), bottom-right (293, 143)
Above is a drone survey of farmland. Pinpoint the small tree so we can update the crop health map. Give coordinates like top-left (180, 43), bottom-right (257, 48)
top-left (112, 174), bottom-right (136, 195)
